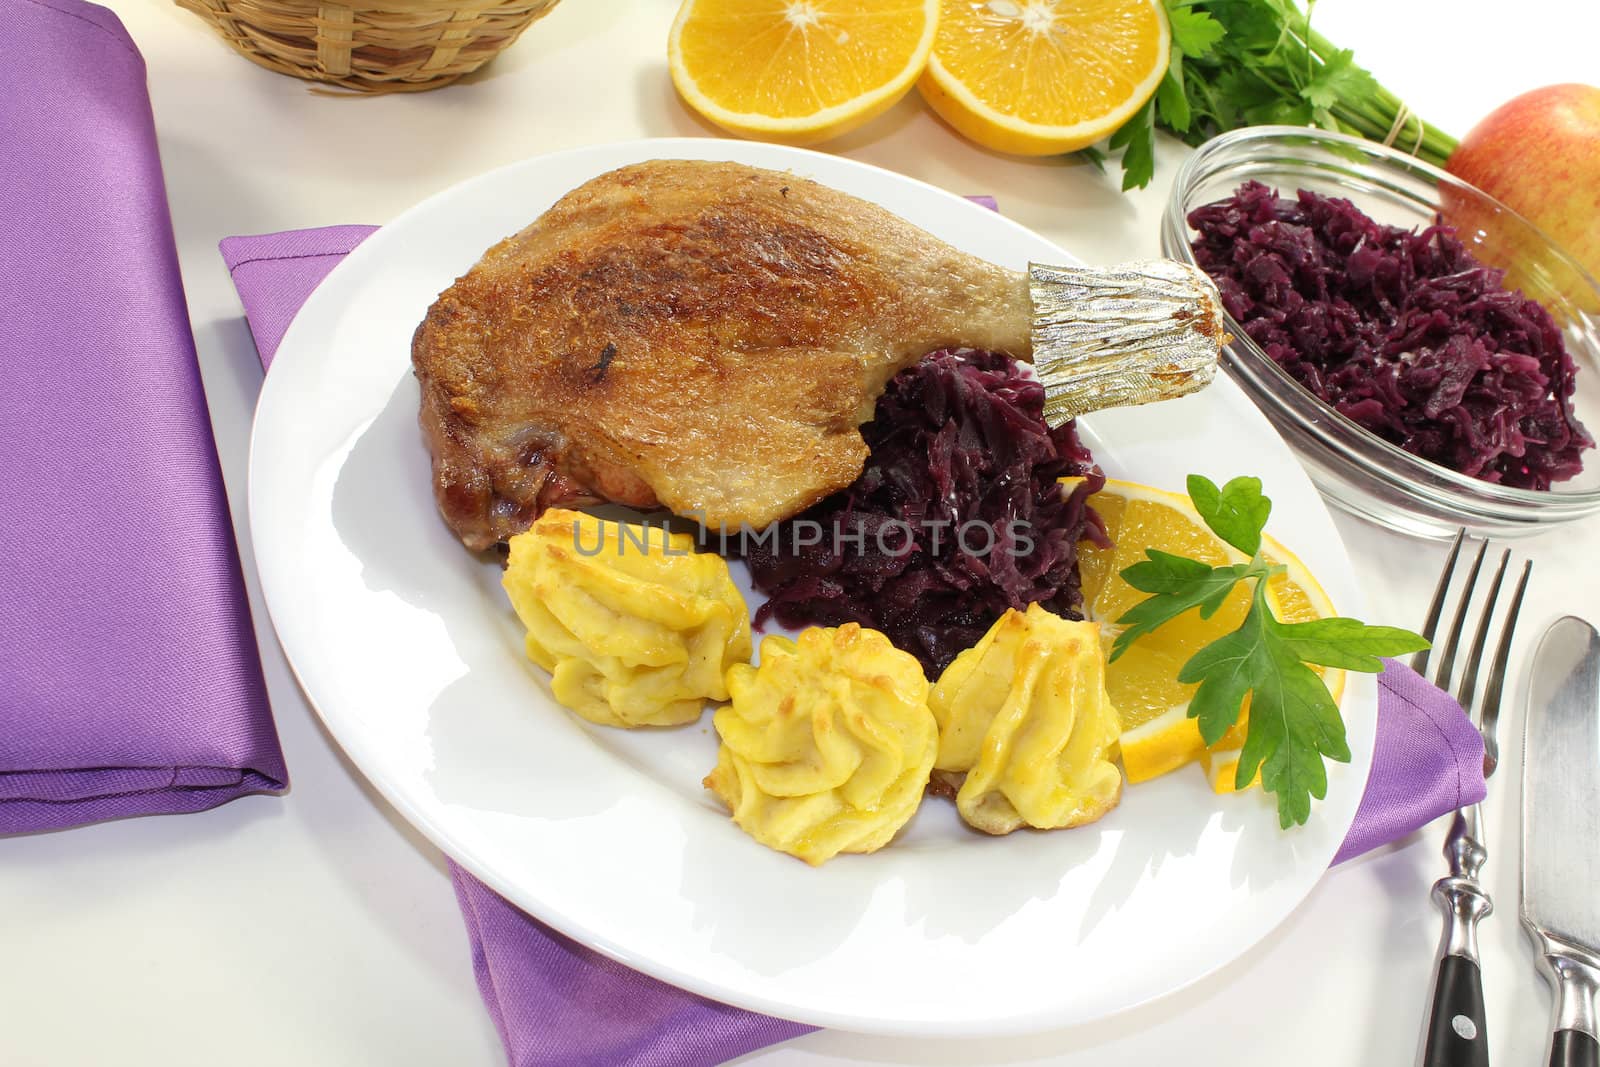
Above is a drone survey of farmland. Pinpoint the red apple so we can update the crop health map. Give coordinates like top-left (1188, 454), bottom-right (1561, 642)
top-left (1446, 84), bottom-right (1600, 296)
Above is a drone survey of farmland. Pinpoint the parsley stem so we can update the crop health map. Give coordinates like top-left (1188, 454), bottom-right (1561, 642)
top-left (1302, 24), bottom-right (1457, 164)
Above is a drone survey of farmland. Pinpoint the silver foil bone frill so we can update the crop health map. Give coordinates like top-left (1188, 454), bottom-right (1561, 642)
top-left (1030, 259), bottom-right (1226, 427)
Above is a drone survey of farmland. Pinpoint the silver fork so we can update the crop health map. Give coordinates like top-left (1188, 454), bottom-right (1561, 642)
top-left (1416, 530), bottom-right (1534, 1067)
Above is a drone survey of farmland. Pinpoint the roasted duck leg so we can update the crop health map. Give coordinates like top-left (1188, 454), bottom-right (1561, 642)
top-left (413, 159), bottom-right (1219, 550)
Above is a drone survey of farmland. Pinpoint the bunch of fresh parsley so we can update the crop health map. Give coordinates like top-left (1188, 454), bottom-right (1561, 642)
top-left (1095, 0), bottom-right (1459, 189)
top-left (1110, 475), bottom-right (1428, 827)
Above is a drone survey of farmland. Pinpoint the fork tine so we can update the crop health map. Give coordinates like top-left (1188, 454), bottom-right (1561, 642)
top-left (1454, 549), bottom-right (1510, 722)
top-left (1432, 538), bottom-right (1489, 691)
top-left (1476, 558), bottom-right (1532, 776)
top-left (1411, 528), bottom-right (1465, 675)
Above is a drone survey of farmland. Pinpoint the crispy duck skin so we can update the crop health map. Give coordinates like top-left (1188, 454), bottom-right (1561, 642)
top-left (412, 159), bottom-right (1033, 550)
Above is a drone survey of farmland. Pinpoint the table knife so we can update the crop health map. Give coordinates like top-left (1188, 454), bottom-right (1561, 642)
top-left (1522, 616), bottom-right (1600, 1067)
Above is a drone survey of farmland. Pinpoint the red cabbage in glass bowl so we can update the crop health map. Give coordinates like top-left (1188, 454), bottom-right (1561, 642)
top-left (1161, 125), bottom-right (1600, 538)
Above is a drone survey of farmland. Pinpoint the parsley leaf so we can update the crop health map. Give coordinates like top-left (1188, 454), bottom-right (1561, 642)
top-left (1114, 473), bottom-right (1430, 827)
top-left (1107, 99), bottom-right (1157, 190)
top-left (1301, 48), bottom-right (1378, 110)
top-left (1111, 553), bottom-right (1252, 661)
top-left (1179, 593), bottom-right (1267, 746)
top-left (1155, 60), bottom-right (1192, 134)
top-left (1166, 4), bottom-right (1225, 57)
top-left (1234, 632), bottom-right (1349, 827)
top-left (1185, 474), bottom-right (1271, 557)
top-left (1273, 616), bottom-right (1430, 672)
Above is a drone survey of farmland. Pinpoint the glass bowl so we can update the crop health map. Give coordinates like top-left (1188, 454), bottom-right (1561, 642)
top-left (1161, 125), bottom-right (1600, 539)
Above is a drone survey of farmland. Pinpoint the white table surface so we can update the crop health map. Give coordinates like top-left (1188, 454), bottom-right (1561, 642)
top-left (3, 1), bottom-right (1598, 1064)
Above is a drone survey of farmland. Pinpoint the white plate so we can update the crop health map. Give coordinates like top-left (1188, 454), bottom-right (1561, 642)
top-left (249, 138), bottom-right (1375, 1036)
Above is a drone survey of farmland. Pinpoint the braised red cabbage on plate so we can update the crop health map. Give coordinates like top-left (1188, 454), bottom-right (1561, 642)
top-left (746, 349), bottom-right (1106, 676)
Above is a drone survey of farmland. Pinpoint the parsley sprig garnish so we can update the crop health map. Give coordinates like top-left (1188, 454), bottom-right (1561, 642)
top-left (1094, 0), bottom-right (1458, 190)
top-left (1109, 475), bottom-right (1428, 827)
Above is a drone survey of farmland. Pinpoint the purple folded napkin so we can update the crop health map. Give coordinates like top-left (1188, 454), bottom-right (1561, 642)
top-left (222, 224), bottom-right (1484, 1066)
top-left (0, 0), bottom-right (285, 834)
top-left (449, 862), bottom-right (812, 1066)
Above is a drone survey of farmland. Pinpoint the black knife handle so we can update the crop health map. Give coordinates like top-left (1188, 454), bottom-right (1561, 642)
top-left (1551, 1030), bottom-right (1600, 1067)
top-left (1424, 954), bottom-right (1490, 1067)
top-left (1535, 933), bottom-right (1600, 1067)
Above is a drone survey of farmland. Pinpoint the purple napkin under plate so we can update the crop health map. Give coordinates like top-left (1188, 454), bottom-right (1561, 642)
top-left (0, 0), bottom-right (285, 834)
top-left (222, 224), bottom-right (1484, 1066)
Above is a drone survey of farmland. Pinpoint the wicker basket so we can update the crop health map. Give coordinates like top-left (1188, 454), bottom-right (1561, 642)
top-left (176, 0), bottom-right (562, 93)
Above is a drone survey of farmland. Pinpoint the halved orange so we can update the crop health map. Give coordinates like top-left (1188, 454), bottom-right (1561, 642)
top-left (669, 0), bottom-right (940, 145)
top-left (918, 0), bottom-right (1170, 155)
